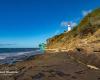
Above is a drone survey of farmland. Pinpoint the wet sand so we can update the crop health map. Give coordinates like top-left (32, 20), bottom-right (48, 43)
top-left (0, 52), bottom-right (100, 80)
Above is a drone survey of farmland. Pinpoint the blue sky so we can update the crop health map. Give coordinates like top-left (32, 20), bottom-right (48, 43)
top-left (0, 0), bottom-right (99, 48)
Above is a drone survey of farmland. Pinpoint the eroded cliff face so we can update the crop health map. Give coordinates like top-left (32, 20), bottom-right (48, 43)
top-left (46, 8), bottom-right (100, 51)
top-left (46, 8), bottom-right (100, 68)
top-left (67, 29), bottom-right (100, 67)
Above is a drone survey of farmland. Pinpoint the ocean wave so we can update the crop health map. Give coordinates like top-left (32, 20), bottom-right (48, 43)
top-left (0, 51), bottom-right (31, 59)
top-left (0, 54), bottom-right (10, 60)
top-left (0, 50), bottom-right (41, 64)
top-left (0, 56), bottom-right (6, 60)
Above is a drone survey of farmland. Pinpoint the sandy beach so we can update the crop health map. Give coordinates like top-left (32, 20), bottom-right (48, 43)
top-left (0, 52), bottom-right (100, 80)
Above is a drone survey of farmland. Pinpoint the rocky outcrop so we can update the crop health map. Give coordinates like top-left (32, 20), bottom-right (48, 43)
top-left (46, 8), bottom-right (100, 68)
top-left (46, 8), bottom-right (100, 50)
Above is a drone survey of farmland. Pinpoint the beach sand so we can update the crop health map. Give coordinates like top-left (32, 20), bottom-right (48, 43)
top-left (0, 52), bottom-right (100, 80)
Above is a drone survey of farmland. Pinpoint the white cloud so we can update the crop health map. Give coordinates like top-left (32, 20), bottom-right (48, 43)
top-left (82, 10), bottom-right (92, 16)
top-left (70, 22), bottom-right (77, 27)
top-left (60, 21), bottom-right (77, 28)
top-left (61, 21), bottom-right (68, 27)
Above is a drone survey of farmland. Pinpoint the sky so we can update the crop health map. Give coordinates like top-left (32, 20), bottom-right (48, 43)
top-left (0, 0), bottom-right (99, 48)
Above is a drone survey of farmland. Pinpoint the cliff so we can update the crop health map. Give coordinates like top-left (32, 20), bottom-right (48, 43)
top-left (46, 8), bottom-right (100, 68)
top-left (46, 8), bottom-right (100, 51)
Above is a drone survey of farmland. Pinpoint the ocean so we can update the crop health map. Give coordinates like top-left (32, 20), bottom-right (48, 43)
top-left (0, 48), bottom-right (41, 64)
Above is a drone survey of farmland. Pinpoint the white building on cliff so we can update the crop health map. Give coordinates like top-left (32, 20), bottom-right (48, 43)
top-left (67, 22), bottom-right (71, 31)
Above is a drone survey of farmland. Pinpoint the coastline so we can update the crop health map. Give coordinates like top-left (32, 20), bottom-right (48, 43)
top-left (0, 51), bottom-right (100, 80)
top-left (0, 50), bottom-right (42, 64)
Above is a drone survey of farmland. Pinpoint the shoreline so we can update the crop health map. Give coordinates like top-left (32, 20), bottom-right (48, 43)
top-left (0, 51), bottom-right (100, 80)
top-left (0, 50), bottom-right (42, 65)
